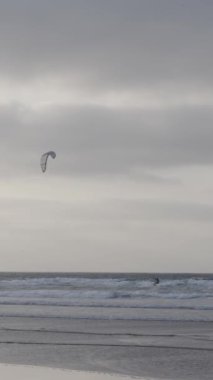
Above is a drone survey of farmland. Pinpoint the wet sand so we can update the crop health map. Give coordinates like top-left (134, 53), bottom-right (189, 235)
top-left (0, 318), bottom-right (212, 379)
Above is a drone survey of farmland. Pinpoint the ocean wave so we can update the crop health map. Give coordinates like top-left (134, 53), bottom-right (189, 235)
top-left (1, 275), bottom-right (213, 290)
top-left (0, 288), bottom-right (213, 301)
top-left (0, 274), bottom-right (212, 322)
top-left (0, 277), bottom-right (133, 289)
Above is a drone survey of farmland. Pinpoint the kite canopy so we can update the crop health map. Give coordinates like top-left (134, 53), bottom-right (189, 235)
top-left (40, 151), bottom-right (56, 172)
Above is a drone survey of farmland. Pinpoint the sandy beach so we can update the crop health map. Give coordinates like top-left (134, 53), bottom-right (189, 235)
top-left (0, 364), bottom-right (156, 380)
top-left (0, 364), bottom-right (158, 380)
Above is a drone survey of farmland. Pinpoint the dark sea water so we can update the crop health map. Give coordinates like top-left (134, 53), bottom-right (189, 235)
top-left (0, 272), bottom-right (212, 321)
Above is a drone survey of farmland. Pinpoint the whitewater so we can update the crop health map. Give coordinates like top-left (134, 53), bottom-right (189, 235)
top-left (0, 272), bottom-right (212, 321)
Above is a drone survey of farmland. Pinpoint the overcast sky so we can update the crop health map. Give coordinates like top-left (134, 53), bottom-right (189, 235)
top-left (1, 0), bottom-right (213, 272)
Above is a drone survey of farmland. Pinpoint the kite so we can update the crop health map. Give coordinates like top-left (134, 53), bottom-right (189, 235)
top-left (40, 151), bottom-right (56, 172)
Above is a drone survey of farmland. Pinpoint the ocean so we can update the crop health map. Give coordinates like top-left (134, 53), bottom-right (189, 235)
top-left (0, 272), bottom-right (212, 380)
top-left (0, 272), bottom-right (212, 321)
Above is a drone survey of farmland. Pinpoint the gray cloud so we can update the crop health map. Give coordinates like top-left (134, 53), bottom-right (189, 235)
top-left (1, 197), bottom-right (213, 227)
top-left (107, 199), bottom-right (213, 223)
top-left (0, 103), bottom-right (213, 176)
top-left (0, 0), bottom-right (212, 89)
top-left (0, 0), bottom-right (212, 177)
